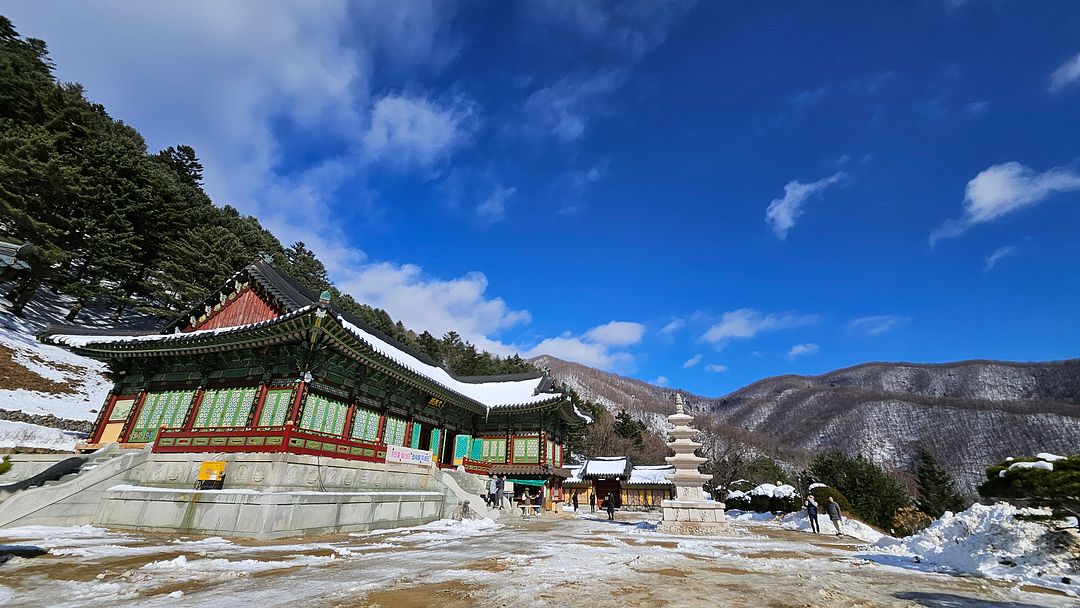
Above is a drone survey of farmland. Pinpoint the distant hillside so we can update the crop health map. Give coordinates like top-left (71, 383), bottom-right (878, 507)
top-left (530, 355), bottom-right (1080, 493)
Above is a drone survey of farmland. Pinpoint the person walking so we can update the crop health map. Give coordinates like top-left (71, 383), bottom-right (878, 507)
top-left (604, 492), bottom-right (616, 521)
top-left (825, 495), bottom-right (843, 536)
top-left (589, 490), bottom-right (596, 513)
top-left (495, 475), bottom-right (505, 510)
top-left (805, 494), bottom-right (820, 533)
top-left (571, 492), bottom-right (579, 512)
top-left (486, 473), bottom-right (497, 508)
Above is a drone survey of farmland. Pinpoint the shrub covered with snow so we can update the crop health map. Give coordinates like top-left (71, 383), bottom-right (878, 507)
top-left (869, 502), bottom-right (1079, 595)
top-left (979, 453), bottom-right (1080, 520)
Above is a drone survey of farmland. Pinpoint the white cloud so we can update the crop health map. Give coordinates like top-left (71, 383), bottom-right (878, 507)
top-left (1049, 51), bottom-right (1080, 92)
top-left (788, 343), bottom-right (820, 358)
top-left (475, 184), bottom-right (516, 226)
top-left (701, 308), bottom-right (821, 348)
top-left (337, 263), bottom-right (531, 346)
top-left (704, 363), bottom-right (728, 373)
top-left (363, 93), bottom-right (477, 169)
top-left (524, 0), bottom-right (698, 61)
top-left (984, 245), bottom-right (1018, 271)
top-left (584, 321), bottom-right (646, 346)
top-left (682, 354), bottom-right (703, 368)
top-left (523, 70), bottom-right (625, 144)
top-left (931, 162), bottom-right (1080, 245)
top-left (661, 318), bottom-right (686, 334)
top-left (847, 315), bottom-right (908, 337)
top-left (765, 172), bottom-right (847, 239)
top-left (652, 375), bottom-right (669, 387)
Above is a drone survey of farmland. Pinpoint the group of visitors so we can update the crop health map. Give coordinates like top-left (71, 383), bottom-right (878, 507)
top-left (804, 494), bottom-right (844, 535)
top-left (565, 491), bottom-right (617, 520)
top-left (484, 473), bottom-right (506, 510)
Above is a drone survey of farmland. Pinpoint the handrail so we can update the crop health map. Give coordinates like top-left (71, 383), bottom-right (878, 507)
top-left (153, 424), bottom-right (387, 464)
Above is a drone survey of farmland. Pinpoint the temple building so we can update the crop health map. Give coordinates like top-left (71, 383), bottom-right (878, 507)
top-left (562, 458), bottom-right (675, 510)
top-left (41, 258), bottom-right (585, 481)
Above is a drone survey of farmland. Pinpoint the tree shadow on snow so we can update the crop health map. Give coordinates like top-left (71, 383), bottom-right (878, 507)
top-left (894, 591), bottom-right (1053, 608)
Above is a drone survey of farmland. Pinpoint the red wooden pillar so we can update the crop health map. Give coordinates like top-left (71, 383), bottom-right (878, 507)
top-left (250, 384), bottom-right (270, 427)
top-left (118, 390), bottom-right (149, 443)
top-left (287, 381), bottom-right (306, 427)
top-left (89, 393), bottom-right (117, 444)
top-left (342, 398), bottom-right (357, 440)
top-left (376, 410), bottom-right (387, 443)
top-left (183, 388), bottom-right (207, 430)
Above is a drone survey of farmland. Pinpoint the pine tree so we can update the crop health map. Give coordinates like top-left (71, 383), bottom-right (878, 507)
top-left (914, 448), bottom-right (967, 518)
top-left (415, 331), bottom-right (442, 362)
top-left (613, 410), bottom-right (645, 447)
top-left (282, 242), bottom-right (331, 292)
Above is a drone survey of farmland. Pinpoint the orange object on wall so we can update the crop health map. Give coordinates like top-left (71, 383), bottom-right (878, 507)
top-left (186, 288), bottom-right (279, 332)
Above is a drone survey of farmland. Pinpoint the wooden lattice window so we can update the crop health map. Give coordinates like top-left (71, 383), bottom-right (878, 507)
top-left (128, 390), bottom-right (195, 442)
top-left (383, 416), bottom-right (408, 446)
top-left (194, 387), bottom-right (258, 428)
top-left (258, 388), bottom-right (294, 426)
top-left (513, 435), bottom-right (539, 463)
top-left (300, 393), bottom-right (348, 435)
top-left (350, 408), bottom-right (380, 441)
top-left (409, 422), bottom-right (422, 449)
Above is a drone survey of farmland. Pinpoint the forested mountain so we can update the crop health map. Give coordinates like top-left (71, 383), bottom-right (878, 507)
top-left (533, 355), bottom-right (1080, 494)
top-left (0, 16), bottom-right (526, 377)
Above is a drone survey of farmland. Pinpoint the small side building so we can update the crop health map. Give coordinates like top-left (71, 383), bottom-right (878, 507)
top-left (562, 458), bottom-right (675, 511)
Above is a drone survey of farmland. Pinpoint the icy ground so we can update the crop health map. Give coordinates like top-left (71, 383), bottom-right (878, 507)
top-left (0, 513), bottom-right (1074, 607)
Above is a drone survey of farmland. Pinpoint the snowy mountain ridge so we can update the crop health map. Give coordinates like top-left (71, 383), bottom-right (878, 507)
top-left (530, 355), bottom-right (1080, 493)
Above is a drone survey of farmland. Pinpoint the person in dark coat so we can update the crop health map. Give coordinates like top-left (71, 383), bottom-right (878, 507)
top-left (805, 494), bottom-right (820, 533)
top-left (571, 492), bottom-right (579, 512)
top-left (604, 492), bottom-right (616, 520)
top-left (826, 496), bottom-right (843, 535)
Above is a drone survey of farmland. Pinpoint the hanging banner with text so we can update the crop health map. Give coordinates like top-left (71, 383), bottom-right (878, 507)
top-left (385, 445), bottom-right (434, 467)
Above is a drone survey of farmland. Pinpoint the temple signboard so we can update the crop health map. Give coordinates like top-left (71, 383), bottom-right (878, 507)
top-left (385, 445), bottom-right (433, 467)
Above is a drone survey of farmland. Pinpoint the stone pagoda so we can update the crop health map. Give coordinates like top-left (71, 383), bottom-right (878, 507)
top-left (657, 392), bottom-right (727, 534)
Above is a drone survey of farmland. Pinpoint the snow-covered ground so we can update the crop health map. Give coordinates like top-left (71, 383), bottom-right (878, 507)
top-left (0, 511), bottom-right (1074, 607)
top-left (0, 419), bottom-right (82, 451)
top-left (0, 313), bottom-right (110, 422)
top-left (866, 502), bottom-right (1079, 596)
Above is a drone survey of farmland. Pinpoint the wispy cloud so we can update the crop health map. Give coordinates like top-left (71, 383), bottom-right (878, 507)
top-left (661, 318), bottom-right (686, 334)
top-left (363, 93), bottom-right (478, 170)
top-left (847, 315), bottom-right (909, 337)
top-left (1049, 51), bottom-right (1080, 92)
top-left (682, 354), bottom-right (702, 368)
top-left (791, 86), bottom-right (828, 112)
top-left (788, 343), bottom-right (820, 359)
top-left (931, 162), bottom-right (1080, 246)
top-left (522, 70), bottom-right (626, 144)
top-left (704, 363), bottom-right (728, 373)
top-left (475, 184), bottom-right (517, 226)
top-left (652, 375), bottom-right (669, 386)
top-left (701, 308), bottom-right (821, 349)
top-left (984, 245), bottom-right (1018, 271)
top-left (765, 172), bottom-right (847, 239)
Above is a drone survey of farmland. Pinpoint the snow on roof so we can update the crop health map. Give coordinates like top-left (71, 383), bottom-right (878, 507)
top-left (627, 465), bottom-right (674, 486)
top-left (337, 318), bottom-right (560, 410)
top-left (47, 306), bottom-right (315, 348)
top-left (582, 457), bottom-right (629, 478)
top-left (564, 465), bottom-right (584, 484)
top-left (44, 308), bottom-right (574, 413)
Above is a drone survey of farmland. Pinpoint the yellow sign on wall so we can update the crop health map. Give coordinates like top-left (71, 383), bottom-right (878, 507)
top-left (197, 461), bottom-right (226, 481)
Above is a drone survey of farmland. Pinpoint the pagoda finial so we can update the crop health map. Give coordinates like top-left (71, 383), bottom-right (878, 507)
top-left (674, 392), bottom-right (685, 415)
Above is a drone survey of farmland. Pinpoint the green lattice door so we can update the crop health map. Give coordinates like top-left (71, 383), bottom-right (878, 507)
top-left (194, 387), bottom-right (258, 428)
top-left (128, 390), bottom-right (195, 443)
top-left (257, 387), bottom-right (294, 426)
top-left (350, 408), bottom-right (380, 441)
top-left (299, 394), bottom-right (348, 435)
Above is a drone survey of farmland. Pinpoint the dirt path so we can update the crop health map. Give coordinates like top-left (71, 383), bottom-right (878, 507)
top-left (0, 513), bottom-right (1074, 607)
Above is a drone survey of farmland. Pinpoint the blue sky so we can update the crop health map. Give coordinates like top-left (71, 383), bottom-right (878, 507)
top-left (6, 1), bottom-right (1080, 395)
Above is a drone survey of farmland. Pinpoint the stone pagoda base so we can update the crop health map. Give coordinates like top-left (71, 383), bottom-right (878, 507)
top-left (656, 499), bottom-right (729, 535)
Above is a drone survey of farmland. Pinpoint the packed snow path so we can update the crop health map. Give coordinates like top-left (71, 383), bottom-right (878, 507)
top-left (0, 513), bottom-right (1074, 607)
